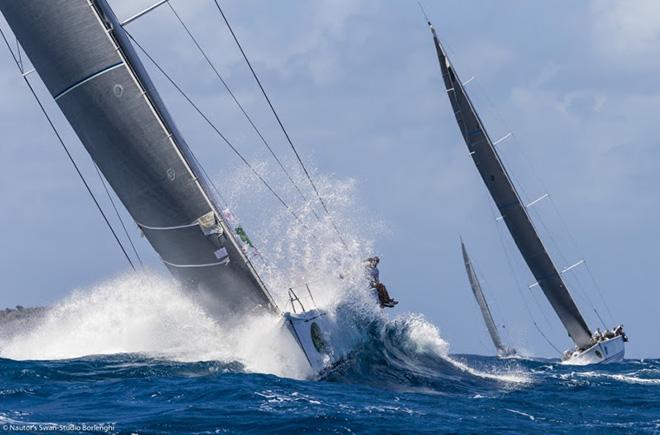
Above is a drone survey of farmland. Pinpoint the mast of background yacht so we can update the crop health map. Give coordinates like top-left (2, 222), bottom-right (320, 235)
top-left (461, 240), bottom-right (515, 357)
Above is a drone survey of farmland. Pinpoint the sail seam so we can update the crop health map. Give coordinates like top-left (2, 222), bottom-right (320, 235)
top-left (0, 28), bottom-right (136, 271)
top-left (86, 0), bottom-right (278, 312)
top-left (53, 61), bottom-right (124, 100)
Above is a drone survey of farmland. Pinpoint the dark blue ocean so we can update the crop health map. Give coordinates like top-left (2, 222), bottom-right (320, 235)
top-left (1, 317), bottom-right (658, 434)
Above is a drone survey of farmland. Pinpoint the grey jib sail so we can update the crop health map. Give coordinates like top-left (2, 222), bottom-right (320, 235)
top-left (0, 0), bottom-right (276, 315)
top-left (428, 22), bottom-right (593, 349)
top-left (461, 240), bottom-right (509, 356)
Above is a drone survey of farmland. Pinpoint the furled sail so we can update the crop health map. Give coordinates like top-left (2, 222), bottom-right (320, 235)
top-left (460, 240), bottom-right (510, 356)
top-left (0, 0), bottom-right (276, 315)
top-left (427, 21), bottom-right (593, 349)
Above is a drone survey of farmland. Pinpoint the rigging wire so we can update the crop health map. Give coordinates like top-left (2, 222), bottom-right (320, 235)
top-left (424, 12), bottom-right (564, 353)
top-left (470, 70), bottom-right (614, 327)
top-left (455, 42), bottom-right (615, 326)
top-left (0, 27), bottom-right (136, 271)
top-left (416, 0), bottom-right (431, 23)
top-left (122, 26), bottom-right (342, 299)
top-left (213, 1), bottom-right (349, 249)
top-left (529, 207), bottom-right (607, 329)
top-left (486, 190), bottom-right (563, 355)
top-left (533, 321), bottom-right (562, 354)
top-left (122, 29), bottom-right (314, 236)
top-left (166, 2), bottom-right (323, 224)
top-left (430, 16), bottom-right (563, 352)
top-left (472, 253), bottom-right (509, 341)
top-left (434, 10), bottom-right (611, 329)
top-left (14, 36), bottom-right (21, 70)
top-left (469, 252), bottom-right (510, 345)
top-left (93, 164), bottom-right (144, 268)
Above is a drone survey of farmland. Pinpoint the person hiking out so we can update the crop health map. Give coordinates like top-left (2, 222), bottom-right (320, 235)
top-left (364, 256), bottom-right (398, 308)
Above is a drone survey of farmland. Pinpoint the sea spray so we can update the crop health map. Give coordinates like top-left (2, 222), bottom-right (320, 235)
top-left (0, 272), bottom-right (310, 379)
top-left (219, 163), bottom-right (380, 310)
top-left (0, 269), bottom-right (531, 387)
top-left (321, 308), bottom-right (531, 391)
top-left (0, 169), bottom-right (532, 387)
top-left (220, 166), bottom-right (533, 386)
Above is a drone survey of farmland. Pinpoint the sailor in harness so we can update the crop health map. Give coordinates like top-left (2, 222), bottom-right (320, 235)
top-left (365, 256), bottom-right (398, 308)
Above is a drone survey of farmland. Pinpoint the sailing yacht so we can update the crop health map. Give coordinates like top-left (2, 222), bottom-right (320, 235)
top-left (0, 0), bottom-right (334, 374)
top-left (461, 240), bottom-right (516, 358)
top-left (424, 18), bottom-right (627, 365)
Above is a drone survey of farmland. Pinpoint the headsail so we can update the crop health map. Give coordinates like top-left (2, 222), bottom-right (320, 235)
top-left (427, 21), bottom-right (593, 349)
top-left (0, 0), bottom-right (276, 315)
top-left (460, 240), bottom-right (513, 357)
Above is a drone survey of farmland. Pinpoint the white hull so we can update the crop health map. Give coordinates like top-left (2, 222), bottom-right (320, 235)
top-left (283, 309), bottom-right (335, 374)
top-left (562, 335), bottom-right (625, 366)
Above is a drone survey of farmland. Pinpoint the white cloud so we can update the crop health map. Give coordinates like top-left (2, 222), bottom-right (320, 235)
top-left (590, 0), bottom-right (660, 68)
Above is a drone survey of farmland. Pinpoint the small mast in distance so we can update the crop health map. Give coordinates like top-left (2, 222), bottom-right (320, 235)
top-left (422, 10), bottom-right (627, 365)
top-left (461, 239), bottom-right (516, 358)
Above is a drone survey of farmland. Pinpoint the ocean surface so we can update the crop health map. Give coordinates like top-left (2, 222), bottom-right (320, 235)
top-left (1, 322), bottom-right (659, 433)
top-left (0, 275), bottom-right (657, 434)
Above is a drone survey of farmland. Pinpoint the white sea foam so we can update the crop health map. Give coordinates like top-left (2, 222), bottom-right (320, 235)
top-left (397, 313), bottom-right (532, 385)
top-left (0, 272), bottom-right (311, 379)
top-left (504, 408), bottom-right (536, 421)
top-left (0, 170), bottom-right (534, 385)
top-left (446, 355), bottom-right (532, 385)
top-left (578, 371), bottom-right (660, 385)
top-left (0, 172), bottom-right (377, 380)
top-left (403, 314), bottom-right (451, 356)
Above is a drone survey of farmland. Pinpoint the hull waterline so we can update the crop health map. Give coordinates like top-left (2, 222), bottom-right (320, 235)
top-left (562, 335), bottom-right (625, 366)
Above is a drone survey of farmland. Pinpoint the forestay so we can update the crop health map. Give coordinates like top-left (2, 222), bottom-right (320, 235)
top-left (0, 0), bottom-right (276, 315)
top-left (427, 22), bottom-right (593, 348)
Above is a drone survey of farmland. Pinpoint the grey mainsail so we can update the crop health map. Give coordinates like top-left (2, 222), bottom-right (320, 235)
top-left (0, 0), bottom-right (276, 315)
top-left (427, 21), bottom-right (593, 349)
top-left (461, 240), bottom-right (514, 357)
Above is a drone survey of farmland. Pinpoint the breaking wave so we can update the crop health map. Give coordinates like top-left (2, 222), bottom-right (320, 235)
top-left (320, 304), bottom-right (531, 392)
top-left (0, 170), bottom-right (531, 390)
top-left (0, 271), bottom-right (530, 391)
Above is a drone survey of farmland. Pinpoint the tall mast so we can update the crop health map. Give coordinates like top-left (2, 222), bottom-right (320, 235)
top-left (0, 0), bottom-right (277, 315)
top-left (461, 240), bottom-right (509, 355)
top-left (426, 20), bottom-right (593, 349)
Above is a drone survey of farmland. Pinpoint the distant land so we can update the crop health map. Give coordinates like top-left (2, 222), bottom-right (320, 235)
top-left (0, 306), bottom-right (47, 342)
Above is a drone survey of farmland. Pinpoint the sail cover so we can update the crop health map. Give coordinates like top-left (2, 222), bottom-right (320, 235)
top-left (0, 0), bottom-right (276, 315)
top-left (461, 240), bottom-right (508, 355)
top-left (428, 23), bottom-right (593, 349)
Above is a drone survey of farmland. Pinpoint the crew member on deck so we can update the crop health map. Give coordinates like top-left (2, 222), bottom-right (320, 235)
top-left (365, 256), bottom-right (398, 308)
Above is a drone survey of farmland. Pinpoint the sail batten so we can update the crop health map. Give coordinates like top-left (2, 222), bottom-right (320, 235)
top-left (429, 23), bottom-right (593, 349)
top-left (1, 0), bottom-right (276, 315)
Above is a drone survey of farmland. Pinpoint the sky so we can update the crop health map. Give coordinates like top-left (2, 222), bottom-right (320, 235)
top-left (0, 0), bottom-right (659, 359)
